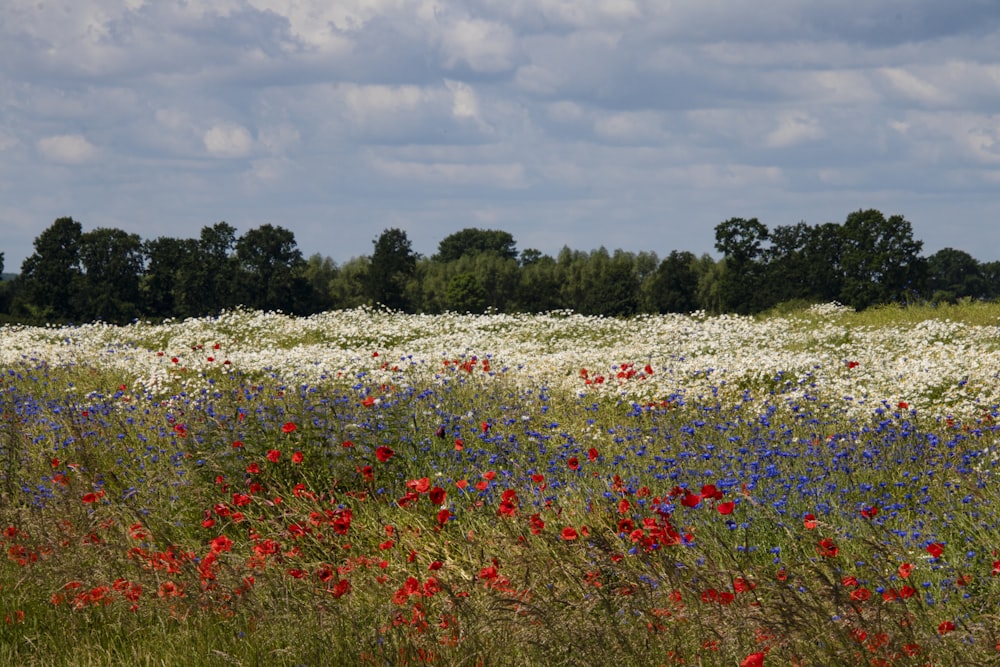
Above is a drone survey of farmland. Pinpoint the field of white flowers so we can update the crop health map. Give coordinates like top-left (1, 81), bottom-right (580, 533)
top-left (2, 303), bottom-right (997, 419)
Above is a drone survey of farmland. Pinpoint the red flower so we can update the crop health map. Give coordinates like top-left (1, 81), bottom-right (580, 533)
top-left (82, 493), bottom-right (98, 504)
top-left (681, 492), bottom-right (701, 508)
top-left (926, 542), bottom-right (944, 559)
top-left (817, 538), bottom-right (839, 558)
top-left (455, 479), bottom-right (468, 490)
top-left (740, 652), bottom-right (765, 667)
top-left (454, 438), bottom-right (463, 450)
top-left (429, 486), bottom-right (446, 505)
top-left (717, 501), bottom-right (735, 515)
top-left (898, 401), bottom-right (909, 410)
top-left (281, 422), bottom-right (297, 434)
top-left (231, 440), bottom-right (244, 448)
top-left (561, 527), bottom-right (579, 541)
top-left (938, 620), bottom-right (955, 635)
top-left (361, 396), bottom-right (376, 407)
top-left (481, 421), bottom-right (490, 433)
top-left (847, 360), bottom-right (859, 369)
top-left (803, 513), bottom-right (817, 529)
top-left (291, 451), bottom-right (304, 464)
top-left (898, 562), bottom-right (913, 579)
top-left (375, 446), bottom-right (394, 463)
top-left (567, 457), bottom-right (580, 470)
top-left (587, 447), bottom-right (599, 461)
top-left (266, 450), bottom-right (281, 463)
top-left (209, 535), bottom-right (233, 553)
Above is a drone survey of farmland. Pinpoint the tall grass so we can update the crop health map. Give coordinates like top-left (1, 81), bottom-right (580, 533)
top-left (1, 304), bottom-right (999, 665)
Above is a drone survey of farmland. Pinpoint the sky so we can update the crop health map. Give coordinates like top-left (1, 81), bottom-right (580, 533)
top-left (3, 0), bottom-right (1000, 273)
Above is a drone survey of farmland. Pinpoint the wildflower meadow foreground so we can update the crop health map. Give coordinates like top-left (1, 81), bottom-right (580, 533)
top-left (3, 303), bottom-right (1000, 666)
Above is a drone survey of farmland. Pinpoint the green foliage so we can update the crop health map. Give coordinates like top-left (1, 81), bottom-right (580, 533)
top-left (445, 272), bottom-right (487, 312)
top-left (367, 228), bottom-right (417, 310)
top-left (433, 227), bottom-right (518, 263)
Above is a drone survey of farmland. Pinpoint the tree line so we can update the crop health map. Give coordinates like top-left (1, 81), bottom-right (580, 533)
top-left (0, 210), bottom-right (995, 324)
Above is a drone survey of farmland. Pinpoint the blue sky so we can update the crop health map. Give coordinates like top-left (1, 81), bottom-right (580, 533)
top-left (3, 0), bottom-right (1000, 271)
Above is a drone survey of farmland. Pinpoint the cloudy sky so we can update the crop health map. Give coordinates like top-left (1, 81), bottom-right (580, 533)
top-left (3, 0), bottom-right (1000, 272)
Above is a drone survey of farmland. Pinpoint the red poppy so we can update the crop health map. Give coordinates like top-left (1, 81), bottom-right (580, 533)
top-left (291, 451), bottom-right (304, 464)
top-left (803, 513), bottom-right (817, 529)
top-left (567, 457), bottom-right (580, 470)
top-left (938, 620), bottom-right (955, 635)
top-left (561, 526), bottom-right (578, 541)
top-left (281, 422), bottom-right (297, 434)
top-left (898, 562), bottom-right (913, 579)
top-left (817, 538), bottom-right (839, 558)
top-left (429, 486), bottom-right (446, 505)
top-left (587, 448), bottom-right (599, 461)
top-left (926, 543), bottom-right (944, 559)
top-left (898, 401), bottom-right (909, 410)
top-left (740, 652), bottom-right (765, 667)
top-left (454, 438), bottom-right (463, 450)
top-left (375, 446), bottom-right (394, 463)
top-left (717, 501), bottom-right (735, 515)
top-left (481, 421), bottom-right (490, 433)
top-left (861, 506), bottom-right (878, 518)
top-left (455, 479), bottom-right (468, 490)
top-left (361, 396), bottom-right (376, 407)
top-left (231, 440), bottom-right (244, 448)
top-left (266, 450), bottom-right (281, 463)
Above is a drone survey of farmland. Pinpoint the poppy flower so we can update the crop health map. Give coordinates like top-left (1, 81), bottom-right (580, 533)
top-left (938, 620), bottom-right (955, 635)
top-left (281, 422), bottom-right (297, 434)
top-left (740, 652), bottom-right (765, 667)
top-left (454, 438), bottom-right (463, 450)
top-left (803, 514), bottom-right (817, 529)
top-left (266, 450), bottom-right (281, 463)
top-left (567, 457), bottom-right (580, 470)
top-left (291, 451), bottom-right (303, 464)
top-left (926, 543), bottom-right (945, 559)
top-left (587, 447), bottom-right (599, 461)
top-left (717, 501), bottom-right (735, 515)
top-left (817, 538), bottom-right (839, 558)
top-left (561, 527), bottom-right (579, 541)
top-left (375, 446), bottom-right (394, 463)
top-left (898, 562), bottom-right (913, 579)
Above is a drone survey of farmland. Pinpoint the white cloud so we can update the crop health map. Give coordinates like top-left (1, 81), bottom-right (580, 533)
top-left (440, 18), bottom-right (519, 73)
top-left (36, 134), bottom-right (98, 163)
top-left (371, 157), bottom-right (528, 189)
top-left (203, 123), bottom-right (254, 158)
top-left (594, 111), bottom-right (666, 144)
top-left (764, 112), bottom-right (825, 148)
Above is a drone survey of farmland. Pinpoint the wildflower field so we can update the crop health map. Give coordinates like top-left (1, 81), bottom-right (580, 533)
top-left (3, 302), bottom-right (1000, 666)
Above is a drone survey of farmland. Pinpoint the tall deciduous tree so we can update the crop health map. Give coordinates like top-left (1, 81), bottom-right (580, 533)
top-left (433, 228), bottom-right (517, 263)
top-left (839, 209), bottom-right (925, 310)
top-left (143, 236), bottom-right (201, 318)
top-left (18, 217), bottom-right (84, 321)
top-left (194, 222), bottom-right (240, 314)
top-left (645, 250), bottom-right (699, 313)
top-left (78, 227), bottom-right (144, 323)
top-left (367, 228), bottom-right (417, 310)
top-left (235, 224), bottom-right (308, 312)
top-left (925, 248), bottom-right (984, 303)
top-left (714, 217), bottom-right (769, 314)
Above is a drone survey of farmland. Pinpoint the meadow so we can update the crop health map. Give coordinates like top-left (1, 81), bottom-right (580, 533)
top-left (2, 302), bottom-right (1000, 666)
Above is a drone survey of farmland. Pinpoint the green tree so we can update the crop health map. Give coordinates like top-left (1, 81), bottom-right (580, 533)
top-left (193, 222), bottom-right (240, 314)
top-left (235, 224), bottom-right (308, 312)
top-left (714, 217), bottom-right (769, 313)
top-left (981, 261), bottom-right (1000, 301)
top-left (433, 228), bottom-right (517, 263)
top-left (367, 228), bottom-right (417, 310)
top-left (925, 248), bottom-right (985, 303)
top-left (301, 254), bottom-right (339, 313)
top-left (17, 217), bottom-right (84, 321)
top-left (329, 256), bottom-right (370, 309)
top-left (78, 227), bottom-right (144, 323)
top-left (143, 236), bottom-right (202, 318)
top-left (839, 209), bottom-right (925, 310)
top-left (445, 273), bottom-right (487, 313)
top-left (515, 252), bottom-right (561, 312)
top-left (644, 250), bottom-right (700, 313)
